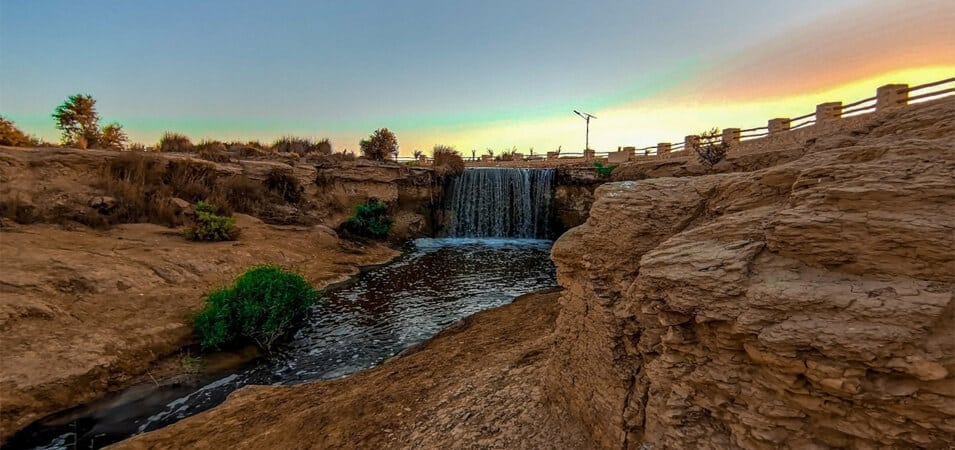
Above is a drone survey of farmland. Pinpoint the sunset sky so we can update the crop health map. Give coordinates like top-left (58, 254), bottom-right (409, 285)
top-left (1, 0), bottom-right (953, 156)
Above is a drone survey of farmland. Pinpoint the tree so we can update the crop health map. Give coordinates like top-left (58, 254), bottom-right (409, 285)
top-left (359, 128), bottom-right (399, 161)
top-left (412, 149), bottom-right (424, 160)
top-left (100, 123), bottom-right (128, 150)
top-left (52, 94), bottom-right (101, 148)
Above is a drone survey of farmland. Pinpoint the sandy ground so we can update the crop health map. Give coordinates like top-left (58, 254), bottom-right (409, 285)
top-left (0, 215), bottom-right (398, 442)
top-left (113, 289), bottom-right (591, 450)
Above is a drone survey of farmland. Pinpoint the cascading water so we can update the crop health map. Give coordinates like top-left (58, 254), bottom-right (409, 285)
top-left (446, 168), bottom-right (556, 239)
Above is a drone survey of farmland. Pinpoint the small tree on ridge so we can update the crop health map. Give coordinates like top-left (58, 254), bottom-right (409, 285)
top-left (359, 128), bottom-right (399, 161)
top-left (53, 94), bottom-right (101, 149)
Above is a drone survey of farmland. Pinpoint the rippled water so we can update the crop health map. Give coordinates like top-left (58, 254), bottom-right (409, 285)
top-left (10, 238), bottom-right (557, 450)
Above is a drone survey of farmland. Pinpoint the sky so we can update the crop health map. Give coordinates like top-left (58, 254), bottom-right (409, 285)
top-left (1, 0), bottom-right (953, 156)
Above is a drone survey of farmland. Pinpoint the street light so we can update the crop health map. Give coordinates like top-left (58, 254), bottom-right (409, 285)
top-left (573, 110), bottom-right (597, 151)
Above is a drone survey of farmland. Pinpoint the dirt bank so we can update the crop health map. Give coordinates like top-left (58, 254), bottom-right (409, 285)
top-left (0, 215), bottom-right (397, 442)
top-left (113, 290), bottom-right (589, 449)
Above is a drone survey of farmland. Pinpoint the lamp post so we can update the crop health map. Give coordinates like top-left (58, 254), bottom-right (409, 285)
top-left (574, 110), bottom-right (597, 151)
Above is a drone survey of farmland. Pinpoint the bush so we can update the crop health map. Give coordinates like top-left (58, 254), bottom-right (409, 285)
top-left (99, 123), bottom-right (128, 150)
top-left (359, 128), bottom-right (398, 161)
top-left (593, 161), bottom-right (618, 177)
top-left (183, 201), bottom-right (239, 241)
top-left (193, 265), bottom-right (319, 351)
top-left (342, 198), bottom-right (392, 238)
top-left (159, 132), bottom-right (193, 152)
top-left (196, 141), bottom-right (230, 162)
top-left (693, 128), bottom-right (728, 168)
top-left (0, 116), bottom-right (39, 147)
top-left (432, 145), bottom-right (464, 176)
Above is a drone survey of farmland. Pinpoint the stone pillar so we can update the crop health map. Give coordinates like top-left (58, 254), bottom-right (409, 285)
top-left (721, 128), bottom-right (741, 145)
top-left (684, 135), bottom-right (700, 152)
top-left (816, 102), bottom-right (842, 123)
top-left (877, 84), bottom-right (908, 110)
top-left (583, 149), bottom-right (596, 160)
top-left (622, 146), bottom-right (636, 160)
top-left (657, 142), bottom-right (671, 157)
top-left (768, 118), bottom-right (791, 135)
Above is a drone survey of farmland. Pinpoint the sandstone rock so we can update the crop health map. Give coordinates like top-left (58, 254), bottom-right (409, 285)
top-left (548, 97), bottom-right (955, 449)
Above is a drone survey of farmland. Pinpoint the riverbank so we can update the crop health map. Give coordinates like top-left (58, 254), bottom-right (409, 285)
top-left (0, 215), bottom-right (398, 442)
top-left (112, 289), bottom-right (591, 449)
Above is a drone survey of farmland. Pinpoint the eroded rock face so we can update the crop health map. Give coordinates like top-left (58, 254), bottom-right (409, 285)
top-left (548, 98), bottom-right (955, 449)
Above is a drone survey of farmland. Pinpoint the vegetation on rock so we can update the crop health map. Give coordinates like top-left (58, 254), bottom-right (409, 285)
top-left (593, 161), bottom-right (618, 177)
top-left (184, 201), bottom-right (239, 241)
top-left (342, 198), bottom-right (393, 238)
top-left (194, 265), bottom-right (320, 351)
top-left (159, 132), bottom-right (194, 153)
top-left (272, 136), bottom-right (332, 155)
top-left (432, 145), bottom-right (465, 176)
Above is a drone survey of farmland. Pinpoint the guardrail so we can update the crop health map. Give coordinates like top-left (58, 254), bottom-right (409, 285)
top-left (450, 76), bottom-right (954, 166)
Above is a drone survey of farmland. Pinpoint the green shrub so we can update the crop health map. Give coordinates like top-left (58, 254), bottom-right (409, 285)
top-left (593, 161), bottom-right (618, 177)
top-left (193, 265), bottom-right (320, 351)
top-left (342, 198), bottom-right (392, 238)
top-left (184, 201), bottom-right (239, 241)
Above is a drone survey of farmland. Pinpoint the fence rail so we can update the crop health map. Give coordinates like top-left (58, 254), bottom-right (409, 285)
top-left (446, 76), bottom-right (955, 166)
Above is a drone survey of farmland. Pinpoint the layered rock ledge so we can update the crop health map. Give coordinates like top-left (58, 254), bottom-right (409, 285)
top-left (548, 97), bottom-right (955, 448)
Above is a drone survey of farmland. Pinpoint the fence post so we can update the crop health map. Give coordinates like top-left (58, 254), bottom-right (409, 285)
top-left (684, 135), bottom-right (700, 153)
top-left (768, 118), bottom-right (791, 135)
top-left (876, 84), bottom-right (908, 109)
top-left (657, 142), bottom-right (671, 157)
top-left (622, 146), bottom-right (636, 160)
top-left (722, 128), bottom-right (740, 145)
top-left (816, 102), bottom-right (842, 123)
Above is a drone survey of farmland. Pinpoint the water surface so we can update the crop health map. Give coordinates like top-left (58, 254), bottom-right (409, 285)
top-left (11, 238), bottom-right (557, 449)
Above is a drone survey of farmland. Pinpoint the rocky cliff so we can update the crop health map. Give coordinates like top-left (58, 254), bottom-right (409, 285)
top-left (548, 98), bottom-right (955, 448)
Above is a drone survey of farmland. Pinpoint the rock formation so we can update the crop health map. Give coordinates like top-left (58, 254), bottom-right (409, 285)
top-left (548, 97), bottom-right (955, 448)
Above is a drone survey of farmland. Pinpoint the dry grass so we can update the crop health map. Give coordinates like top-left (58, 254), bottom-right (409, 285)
top-left (159, 132), bottom-right (194, 153)
top-left (265, 168), bottom-right (304, 204)
top-left (433, 145), bottom-right (464, 177)
top-left (196, 141), bottom-right (231, 163)
top-left (218, 175), bottom-right (269, 214)
top-left (272, 137), bottom-right (332, 156)
top-left (3, 152), bottom-right (319, 229)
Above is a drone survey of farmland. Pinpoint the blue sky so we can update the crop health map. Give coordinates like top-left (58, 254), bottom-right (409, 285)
top-left (1, 0), bottom-right (952, 153)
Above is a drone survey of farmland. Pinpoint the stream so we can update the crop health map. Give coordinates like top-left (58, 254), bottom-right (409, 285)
top-left (8, 237), bottom-right (557, 450)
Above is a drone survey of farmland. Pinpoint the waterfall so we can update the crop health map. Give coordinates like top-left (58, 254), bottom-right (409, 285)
top-left (447, 168), bottom-right (556, 239)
